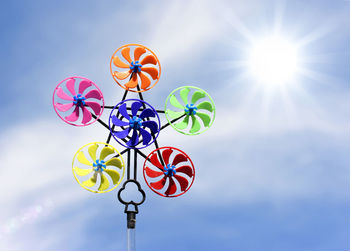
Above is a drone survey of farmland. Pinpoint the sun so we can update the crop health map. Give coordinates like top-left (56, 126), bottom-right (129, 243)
top-left (247, 36), bottom-right (300, 86)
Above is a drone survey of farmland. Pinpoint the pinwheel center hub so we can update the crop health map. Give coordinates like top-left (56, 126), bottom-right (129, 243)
top-left (73, 94), bottom-right (86, 106)
top-left (93, 159), bottom-right (106, 172)
top-left (164, 164), bottom-right (177, 177)
top-left (129, 116), bottom-right (142, 129)
top-left (185, 104), bottom-right (198, 115)
top-left (130, 61), bottom-right (142, 73)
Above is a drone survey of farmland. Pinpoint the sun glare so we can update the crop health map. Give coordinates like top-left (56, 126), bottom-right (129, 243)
top-left (247, 36), bottom-right (299, 85)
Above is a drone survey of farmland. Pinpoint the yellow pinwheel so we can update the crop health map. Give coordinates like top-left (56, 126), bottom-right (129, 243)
top-left (72, 142), bottom-right (125, 193)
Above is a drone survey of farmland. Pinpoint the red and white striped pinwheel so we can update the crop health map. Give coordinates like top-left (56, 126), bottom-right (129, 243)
top-left (110, 44), bottom-right (161, 92)
top-left (53, 76), bottom-right (104, 126)
top-left (143, 147), bottom-right (195, 197)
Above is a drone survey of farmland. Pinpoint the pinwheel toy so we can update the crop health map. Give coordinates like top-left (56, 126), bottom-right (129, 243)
top-left (52, 43), bottom-right (215, 250)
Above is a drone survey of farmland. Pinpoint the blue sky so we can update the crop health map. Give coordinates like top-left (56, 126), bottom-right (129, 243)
top-left (1, 0), bottom-right (350, 250)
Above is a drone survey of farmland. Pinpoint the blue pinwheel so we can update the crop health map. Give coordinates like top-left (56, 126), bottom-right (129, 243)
top-left (109, 99), bottom-right (160, 149)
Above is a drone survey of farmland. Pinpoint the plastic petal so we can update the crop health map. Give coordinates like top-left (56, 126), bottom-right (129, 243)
top-left (175, 165), bottom-right (193, 178)
top-left (113, 56), bottom-right (130, 68)
top-left (121, 47), bottom-right (132, 63)
top-left (84, 90), bottom-right (102, 100)
top-left (125, 74), bottom-right (138, 89)
top-left (118, 103), bottom-right (131, 120)
top-left (139, 72), bottom-right (151, 90)
top-left (180, 87), bottom-right (190, 105)
top-left (162, 148), bottom-right (173, 165)
top-left (150, 176), bottom-right (167, 190)
top-left (149, 153), bottom-right (164, 170)
top-left (174, 175), bottom-right (189, 192)
top-left (172, 153), bottom-right (187, 166)
top-left (169, 94), bottom-right (184, 109)
top-left (196, 112), bottom-right (211, 127)
top-left (145, 167), bottom-right (163, 178)
top-left (197, 101), bottom-right (213, 112)
top-left (104, 169), bottom-right (120, 184)
top-left (56, 87), bottom-right (73, 101)
top-left (73, 166), bottom-right (93, 176)
top-left (99, 147), bottom-right (115, 160)
top-left (98, 173), bottom-right (110, 191)
top-left (85, 101), bottom-right (101, 115)
top-left (134, 47), bottom-right (146, 61)
top-left (142, 121), bottom-right (158, 133)
top-left (78, 80), bottom-right (92, 94)
top-left (189, 116), bottom-right (201, 133)
top-left (139, 127), bottom-right (152, 145)
top-left (127, 129), bottom-right (139, 147)
top-left (66, 78), bottom-right (76, 96)
top-left (141, 67), bottom-right (158, 80)
top-left (174, 115), bottom-right (189, 130)
top-left (55, 102), bottom-right (74, 112)
top-left (139, 108), bottom-right (155, 120)
top-left (65, 106), bottom-right (80, 122)
top-left (77, 151), bottom-right (92, 165)
top-left (105, 157), bottom-right (123, 169)
top-left (82, 174), bottom-right (97, 187)
top-left (164, 177), bottom-right (177, 196)
top-left (131, 101), bottom-right (142, 116)
top-left (140, 55), bottom-right (157, 65)
top-left (112, 115), bottom-right (129, 127)
top-left (166, 110), bottom-right (184, 119)
top-left (88, 144), bottom-right (98, 162)
top-left (114, 127), bottom-right (131, 139)
top-left (191, 91), bottom-right (206, 104)
top-left (114, 70), bottom-right (131, 80)
top-left (81, 106), bottom-right (92, 124)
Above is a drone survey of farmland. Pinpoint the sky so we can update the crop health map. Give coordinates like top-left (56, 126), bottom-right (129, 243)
top-left (1, 0), bottom-right (350, 250)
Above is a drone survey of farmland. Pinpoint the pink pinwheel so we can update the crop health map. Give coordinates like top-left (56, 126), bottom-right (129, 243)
top-left (53, 77), bottom-right (104, 126)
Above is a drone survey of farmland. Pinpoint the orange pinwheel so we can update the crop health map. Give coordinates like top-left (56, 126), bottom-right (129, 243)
top-left (110, 44), bottom-right (161, 92)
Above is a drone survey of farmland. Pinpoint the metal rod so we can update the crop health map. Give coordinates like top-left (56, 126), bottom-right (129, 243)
top-left (160, 114), bottom-right (186, 131)
top-left (133, 149), bottom-right (137, 180)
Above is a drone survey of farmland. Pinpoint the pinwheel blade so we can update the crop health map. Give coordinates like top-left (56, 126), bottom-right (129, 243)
top-left (174, 115), bottom-right (189, 130)
top-left (82, 174), bottom-right (97, 187)
top-left (179, 87), bottom-right (190, 105)
top-left (166, 110), bottom-right (184, 119)
top-left (127, 129), bottom-right (139, 147)
top-left (104, 169), bottom-right (120, 185)
top-left (172, 153), bottom-right (187, 166)
top-left (125, 74), bottom-right (138, 88)
top-left (134, 47), bottom-right (146, 61)
top-left (165, 177), bottom-right (177, 196)
top-left (139, 128), bottom-right (152, 146)
top-left (112, 115), bottom-right (129, 127)
top-left (100, 147), bottom-right (114, 160)
top-left (66, 78), bottom-right (76, 96)
top-left (145, 167), bottom-right (163, 178)
top-left (189, 116), bottom-right (201, 133)
top-left (197, 101), bottom-right (213, 112)
top-left (139, 72), bottom-right (151, 90)
top-left (140, 55), bottom-right (157, 65)
top-left (149, 153), bottom-right (164, 170)
top-left (142, 121), bottom-right (158, 133)
top-left (176, 165), bottom-right (193, 178)
top-left (131, 101), bottom-right (142, 116)
top-left (81, 107), bottom-right (92, 124)
top-left (150, 176), bottom-right (167, 190)
top-left (139, 108), bottom-right (155, 120)
top-left (55, 102), bottom-right (74, 112)
top-left (65, 106), bottom-right (80, 122)
top-left (77, 151), bottom-right (92, 165)
top-left (141, 67), bottom-right (158, 80)
top-left (98, 173), bottom-right (110, 191)
top-left (73, 166), bottom-right (93, 176)
top-left (85, 101), bottom-right (101, 115)
top-left (105, 157), bottom-right (123, 169)
top-left (114, 70), bottom-right (131, 80)
top-left (162, 148), bottom-right (173, 165)
top-left (121, 47), bottom-right (132, 63)
top-left (191, 91), bottom-right (206, 104)
top-left (169, 95), bottom-right (184, 109)
top-left (114, 128), bottom-right (131, 139)
top-left (174, 175), bottom-right (189, 192)
top-left (84, 90), bottom-right (102, 100)
top-left (78, 80), bottom-right (92, 94)
top-left (118, 103), bottom-right (131, 120)
top-left (196, 112), bottom-right (211, 127)
top-left (88, 144), bottom-right (98, 162)
top-left (113, 56), bottom-right (130, 68)
top-left (56, 87), bottom-right (73, 101)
